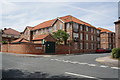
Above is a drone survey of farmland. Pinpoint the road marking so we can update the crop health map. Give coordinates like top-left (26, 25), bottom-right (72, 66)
top-left (78, 62), bottom-right (88, 65)
top-left (65, 72), bottom-right (102, 80)
top-left (88, 64), bottom-right (96, 67)
top-left (100, 65), bottom-right (108, 68)
top-left (96, 59), bottom-right (105, 62)
top-left (111, 67), bottom-right (120, 69)
top-left (51, 59), bottom-right (120, 70)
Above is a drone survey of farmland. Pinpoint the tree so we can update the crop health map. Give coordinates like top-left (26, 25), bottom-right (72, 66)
top-left (52, 30), bottom-right (69, 45)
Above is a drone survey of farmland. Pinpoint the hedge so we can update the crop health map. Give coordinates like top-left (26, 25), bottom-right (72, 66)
top-left (111, 48), bottom-right (120, 58)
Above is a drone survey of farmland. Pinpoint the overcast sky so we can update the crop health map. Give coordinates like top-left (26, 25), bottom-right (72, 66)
top-left (1, 1), bottom-right (119, 32)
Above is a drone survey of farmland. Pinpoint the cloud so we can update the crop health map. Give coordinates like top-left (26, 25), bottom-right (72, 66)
top-left (1, 2), bottom-right (118, 32)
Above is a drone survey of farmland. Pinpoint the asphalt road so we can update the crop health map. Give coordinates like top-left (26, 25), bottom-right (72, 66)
top-left (1, 52), bottom-right (120, 80)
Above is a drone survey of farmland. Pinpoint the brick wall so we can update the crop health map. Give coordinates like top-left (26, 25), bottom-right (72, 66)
top-left (1, 43), bottom-right (96, 55)
top-left (115, 22), bottom-right (120, 48)
top-left (1, 43), bottom-right (44, 54)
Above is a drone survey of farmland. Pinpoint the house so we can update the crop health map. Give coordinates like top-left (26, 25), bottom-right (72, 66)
top-left (1, 28), bottom-right (20, 43)
top-left (31, 15), bottom-right (101, 53)
top-left (97, 27), bottom-right (116, 49)
top-left (114, 20), bottom-right (120, 48)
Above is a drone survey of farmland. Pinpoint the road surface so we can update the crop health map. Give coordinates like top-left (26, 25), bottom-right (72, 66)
top-left (1, 52), bottom-right (120, 80)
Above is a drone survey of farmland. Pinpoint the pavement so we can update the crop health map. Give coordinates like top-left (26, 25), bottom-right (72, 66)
top-left (96, 56), bottom-right (120, 67)
top-left (1, 52), bottom-right (120, 79)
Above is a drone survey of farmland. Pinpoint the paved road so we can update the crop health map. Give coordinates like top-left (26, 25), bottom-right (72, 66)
top-left (1, 52), bottom-right (120, 79)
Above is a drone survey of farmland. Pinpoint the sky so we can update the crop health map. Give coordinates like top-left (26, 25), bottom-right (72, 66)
top-left (0, 0), bottom-right (119, 32)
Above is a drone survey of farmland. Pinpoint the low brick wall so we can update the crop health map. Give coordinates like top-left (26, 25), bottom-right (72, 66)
top-left (1, 43), bottom-right (44, 55)
top-left (1, 44), bottom-right (96, 55)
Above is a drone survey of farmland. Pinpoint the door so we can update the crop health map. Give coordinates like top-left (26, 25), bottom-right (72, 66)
top-left (45, 41), bottom-right (55, 53)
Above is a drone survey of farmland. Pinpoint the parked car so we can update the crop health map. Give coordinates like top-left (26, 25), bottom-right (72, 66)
top-left (105, 48), bottom-right (112, 53)
top-left (96, 48), bottom-right (107, 53)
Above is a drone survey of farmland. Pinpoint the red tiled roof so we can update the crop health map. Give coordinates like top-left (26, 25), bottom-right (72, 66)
top-left (32, 19), bottom-right (56, 30)
top-left (33, 34), bottom-right (49, 40)
top-left (59, 15), bottom-right (96, 28)
top-left (3, 28), bottom-right (20, 36)
top-left (27, 26), bottom-right (33, 30)
top-left (97, 27), bottom-right (113, 33)
top-left (12, 38), bottom-right (29, 43)
top-left (32, 15), bottom-right (96, 30)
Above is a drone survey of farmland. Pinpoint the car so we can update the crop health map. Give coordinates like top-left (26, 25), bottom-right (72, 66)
top-left (96, 48), bottom-right (107, 53)
top-left (106, 48), bottom-right (112, 53)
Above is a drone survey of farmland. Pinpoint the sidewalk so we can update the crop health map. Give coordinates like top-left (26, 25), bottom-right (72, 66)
top-left (96, 56), bottom-right (120, 67)
top-left (1, 52), bottom-right (53, 58)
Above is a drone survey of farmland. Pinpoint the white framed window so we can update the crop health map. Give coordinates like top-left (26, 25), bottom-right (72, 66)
top-left (73, 23), bottom-right (79, 32)
top-left (67, 23), bottom-right (70, 30)
top-left (91, 35), bottom-right (93, 41)
top-left (91, 43), bottom-right (93, 49)
top-left (80, 25), bottom-right (83, 31)
top-left (86, 34), bottom-right (88, 40)
top-left (80, 43), bottom-right (83, 49)
top-left (80, 33), bottom-right (83, 40)
top-left (54, 24), bottom-right (57, 31)
top-left (60, 23), bottom-right (63, 30)
top-left (86, 43), bottom-right (89, 49)
top-left (86, 26), bottom-right (89, 31)
top-left (73, 33), bottom-right (79, 38)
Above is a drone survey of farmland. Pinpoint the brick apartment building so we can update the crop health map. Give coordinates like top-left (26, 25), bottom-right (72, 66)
top-left (97, 27), bottom-right (116, 49)
top-left (114, 20), bottom-right (120, 48)
top-left (26, 15), bottom-right (101, 53)
top-left (20, 26), bottom-right (33, 41)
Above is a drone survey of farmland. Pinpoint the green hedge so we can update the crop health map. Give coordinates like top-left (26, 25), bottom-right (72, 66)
top-left (111, 48), bottom-right (120, 58)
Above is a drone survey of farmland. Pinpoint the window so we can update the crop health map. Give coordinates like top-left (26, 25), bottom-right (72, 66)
top-left (54, 24), bottom-right (57, 31)
top-left (80, 25), bottom-right (83, 31)
top-left (97, 30), bottom-right (100, 34)
top-left (91, 35), bottom-right (93, 41)
top-left (73, 33), bottom-right (79, 38)
top-left (91, 28), bottom-right (93, 33)
top-left (67, 23), bottom-right (70, 30)
top-left (94, 44), bottom-right (96, 49)
top-left (102, 39), bottom-right (106, 42)
top-left (48, 27), bottom-right (52, 33)
top-left (86, 43), bottom-right (89, 49)
top-left (86, 34), bottom-right (88, 40)
top-left (74, 42), bottom-right (78, 49)
top-left (86, 26), bottom-right (89, 31)
top-left (80, 33), bottom-right (83, 40)
top-left (94, 29), bottom-right (96, 34)
top-left (80, 43), bottom-right (83, 49)
top-left (73, 23), bottom-right (79, 32)
top-left (94, 36), bottom-right (96, 41)
top-left (41, 29), bottom-right (43, 34)
top-left (60, 23), bottom-right (63, 30)
top-left (91, 43), bottom-right (93, 49)
top-left (73, 33), bottom-right (79, 42)
top-left (97, 37), bottom-right (100, 41)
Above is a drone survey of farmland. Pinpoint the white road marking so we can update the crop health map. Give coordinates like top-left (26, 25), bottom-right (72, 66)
top-left (111, 67), bottom-right (120, 69)
top-left (51, 59), bottom-right (119, 70)
top-left (100, 65), bottom-right (108, 68)
top-left (88, 64), bottom-right (96, 67)
top-left (78, 62), bottom-right (88, 65)
top-left (65, 72), bottom-right (101, 80)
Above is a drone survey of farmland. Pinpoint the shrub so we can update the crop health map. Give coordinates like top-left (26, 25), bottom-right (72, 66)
top-left (111, 48), bottom-right (120, 58)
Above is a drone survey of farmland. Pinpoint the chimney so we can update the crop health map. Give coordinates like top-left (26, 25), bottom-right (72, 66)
top-left (4, 28), bottom-right (7, 30)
